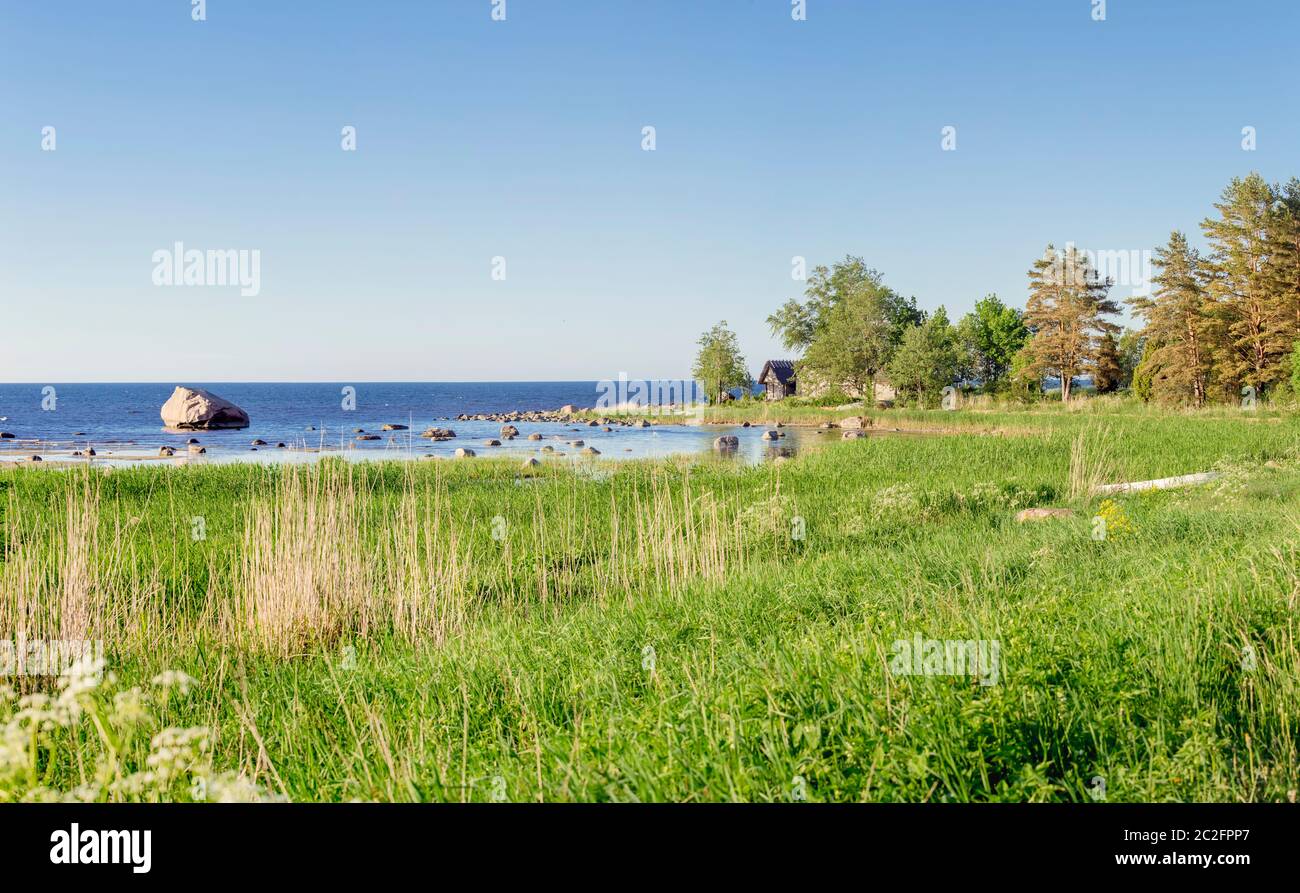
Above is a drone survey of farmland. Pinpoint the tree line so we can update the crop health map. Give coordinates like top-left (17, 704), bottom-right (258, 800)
top-left (693, 171), bottom-right (1300, 408)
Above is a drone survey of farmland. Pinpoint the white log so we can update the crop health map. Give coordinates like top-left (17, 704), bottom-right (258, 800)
top-left (1094, 472), bottom-right (1221, 495)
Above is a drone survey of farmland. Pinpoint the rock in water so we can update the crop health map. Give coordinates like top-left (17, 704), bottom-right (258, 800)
top-left (160, 387), bottom-right (250, 430)
top-left (713, 435), bottom-right (739, 451)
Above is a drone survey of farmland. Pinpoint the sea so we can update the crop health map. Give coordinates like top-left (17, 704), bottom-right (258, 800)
top-left (0, 382), bottom-right (808, 467)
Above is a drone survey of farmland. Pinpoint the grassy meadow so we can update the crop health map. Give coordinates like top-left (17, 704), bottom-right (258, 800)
top-left (2, 400), bottom-right (1299, 802)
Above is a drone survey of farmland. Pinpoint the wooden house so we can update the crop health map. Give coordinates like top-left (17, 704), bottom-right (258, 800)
top-left (758, 360), bottom-right (797, 400)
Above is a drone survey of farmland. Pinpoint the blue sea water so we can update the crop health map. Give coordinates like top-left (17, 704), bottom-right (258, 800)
top-left (0, 382), bottom-right (811, 466)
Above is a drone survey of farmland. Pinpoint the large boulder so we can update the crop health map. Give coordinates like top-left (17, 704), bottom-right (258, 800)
top-left (160, 387), bottom-right (250, 430)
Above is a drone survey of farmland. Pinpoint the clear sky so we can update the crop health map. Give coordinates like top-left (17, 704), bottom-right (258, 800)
top-left (3, 0), bottom-right (1297, 382)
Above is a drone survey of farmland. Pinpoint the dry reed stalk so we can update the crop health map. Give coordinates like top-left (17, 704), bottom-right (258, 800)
top-left (1068, 424), bottom-right (1117, 500)
top-left (227, 464), bottom-right (375, 654)
top-left (0, 476), bottom-right (104, 649)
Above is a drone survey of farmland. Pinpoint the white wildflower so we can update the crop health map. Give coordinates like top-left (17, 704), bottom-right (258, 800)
top-left (112, 687), bottom-right (149, 727)
top-left (151, 670), bottom-right (198, 696)
top-left (145, 727), bottom-right (210, 785)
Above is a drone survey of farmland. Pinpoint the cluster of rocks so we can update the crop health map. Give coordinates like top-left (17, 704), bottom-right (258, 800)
top-left (451, 407), bottom-right (654, 428)
top-left (712, 427), bottom-right (792, 451)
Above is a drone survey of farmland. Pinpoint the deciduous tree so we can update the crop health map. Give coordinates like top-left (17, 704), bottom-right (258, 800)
top-left (692, 321), bottom-right (751, 404)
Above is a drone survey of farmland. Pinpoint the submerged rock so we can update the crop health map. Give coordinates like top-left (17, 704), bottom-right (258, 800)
top-left (713, 435), bottom-right (739, 451)
top-left (160, 387), bottom-right (250, 430)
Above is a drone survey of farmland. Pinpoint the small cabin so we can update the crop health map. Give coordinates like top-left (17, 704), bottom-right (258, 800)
top-left (759, 360), bottom-right (796, 400)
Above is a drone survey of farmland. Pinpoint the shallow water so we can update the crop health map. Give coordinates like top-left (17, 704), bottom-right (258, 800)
top-left (0, 382), bottom-right (826, 467)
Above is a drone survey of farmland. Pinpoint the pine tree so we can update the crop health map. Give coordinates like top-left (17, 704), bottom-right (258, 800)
top-left (1128, 231), bottom-right (1212, 406)
top-left (1092, 332), bottom-right (1122, 393)
top-left (1200, 173), bottom-right (1289, 394)
top-left (1021, 244), bottom-right (1121, 402)
top-left (1266, 178), bottom-right (1300, 344)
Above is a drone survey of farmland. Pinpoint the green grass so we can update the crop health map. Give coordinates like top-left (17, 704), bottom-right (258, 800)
top-left (2, 403), bottom-right (1299, 802)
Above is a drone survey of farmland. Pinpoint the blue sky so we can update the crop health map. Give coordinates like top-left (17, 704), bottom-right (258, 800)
top-left (2, 0), bottom-right (1297, 382)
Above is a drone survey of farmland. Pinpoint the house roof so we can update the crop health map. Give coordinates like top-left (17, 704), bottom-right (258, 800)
top-left (759, 360), bottom-right (796, 385)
